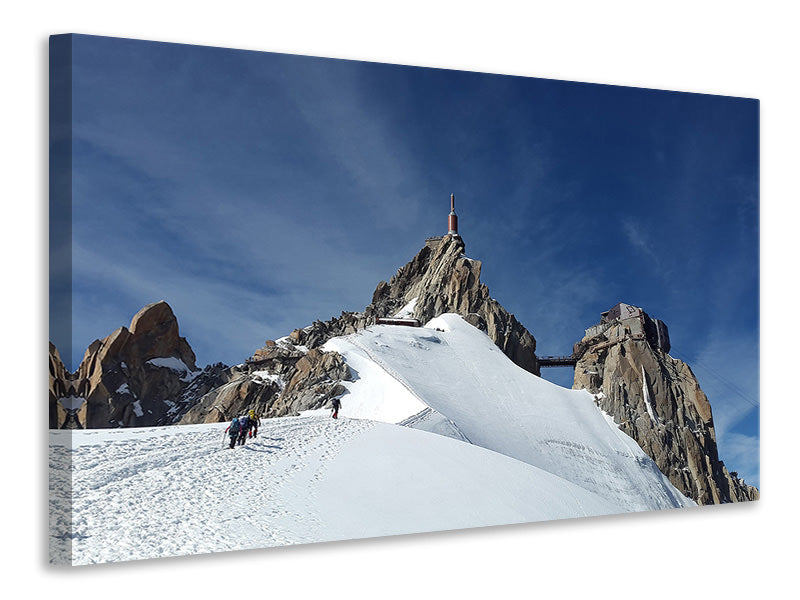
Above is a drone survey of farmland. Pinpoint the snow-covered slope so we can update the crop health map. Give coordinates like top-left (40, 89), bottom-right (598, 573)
top-left (50, 418), bottom-right (619, 565)
top-left (319, 314), bottom-right (693, 512)
top-left (50, 313), bottom-right (693, 565)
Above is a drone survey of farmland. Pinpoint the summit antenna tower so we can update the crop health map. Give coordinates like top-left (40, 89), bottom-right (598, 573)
top-left (448, 193), bottom-right (459, 235)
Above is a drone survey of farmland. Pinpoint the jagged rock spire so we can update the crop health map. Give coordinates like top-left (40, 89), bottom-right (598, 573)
top-left (573, 305), bottom-right (759, 505)
top-left (366, 235), bottom-right (539, 374)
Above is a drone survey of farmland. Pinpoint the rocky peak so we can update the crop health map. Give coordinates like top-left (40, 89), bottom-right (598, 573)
top-left (573, 303), bottom-right (759, 505)
top-left (126, 301), bottom-right (197, 370)
top-left (252, 234), bottom-right (539, 374)
top-left (49, 301), bottom-right (219, 429)
top-left (366, 234), bottom-right (539, 374)
top-left (179, 234), bottom-right (541, 426)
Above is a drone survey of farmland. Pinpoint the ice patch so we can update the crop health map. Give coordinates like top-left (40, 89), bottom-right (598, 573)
top-left (252, 371), bottom-right (286, 389)
top-left (131, 400), bottom-right (144, 417)
top-left (642, 365), bottom-right (658, 423)
top-left (146, 356), bottom-right (200, 381)
top-left (393, 297), bottom-right (418, 319)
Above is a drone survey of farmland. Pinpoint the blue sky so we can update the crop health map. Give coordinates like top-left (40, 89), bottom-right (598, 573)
top-left (52, 34), bottom-right (759, 486)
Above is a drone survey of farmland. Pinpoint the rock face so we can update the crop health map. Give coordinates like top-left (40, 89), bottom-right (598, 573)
top-left (365, 234), bottom-right (539, 374)
top-left (49, 343), bottom-right (78, 429)
top-left (270, 235), bottom-right (538, 374)
top-left (572, 303), bottom-right (759, 505)
top-left (49, 301), bottom-right (229, 428)
top-left (178, 341), bottom-right (350, 424)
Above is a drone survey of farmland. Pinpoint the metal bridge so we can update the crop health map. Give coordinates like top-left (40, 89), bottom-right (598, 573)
top-left (538, 355), bottom-right (577, 368)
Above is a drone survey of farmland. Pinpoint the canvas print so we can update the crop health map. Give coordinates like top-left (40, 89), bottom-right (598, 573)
top-left (48, 34), bottom-right (760, 566)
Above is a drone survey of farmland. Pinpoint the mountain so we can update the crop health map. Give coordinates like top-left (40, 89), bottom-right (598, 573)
top-left (50, 314), bottom-right (692, 565)
top-left (365, 235), bottom-right (539, 374)
top-left (49, 301), bottom-right (229, 428)
top-left (572, 303), bottom-right (759, 504)
top-left (180, 233), bottom-right (539, 425)
top-left (49, 234), bottom-right (758, 508)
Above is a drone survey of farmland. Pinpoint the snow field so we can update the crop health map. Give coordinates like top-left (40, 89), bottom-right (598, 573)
top-left (50, 417), bottom-right (375, 564)
top-left (50, 415), bottom-right (619, 565)
top-left (50, 313), bottom-right (694, 565)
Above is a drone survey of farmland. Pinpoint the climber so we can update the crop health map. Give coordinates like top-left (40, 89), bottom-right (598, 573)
top-left (248, 410), bottom-right (261, 438)
top-left (331, 397), bottom-right (341, 419)
top-left (225, 417), bottom-right (241, 449)
top-left (237, 413), bottom-right (251, 445)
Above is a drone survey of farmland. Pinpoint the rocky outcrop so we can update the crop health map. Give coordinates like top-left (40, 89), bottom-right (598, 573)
top-left (267, 348), bottom-right (350, 416)
top-left (179, 341), bottom-right (350, 424)
top-left (573, 304), bottom-right (759, 505)
top-left (49, 301), bottom-right (230, 428)
top-left (365, 235), bottom-right (539, 374)
top-left (49, 343), bottom-right (78, 429)
top-left (264, 236), bottom-right (537, 375)
top-left (281, 311), bottom-right (369, 351)
top-left (177, 367), bottom-right (279, 424)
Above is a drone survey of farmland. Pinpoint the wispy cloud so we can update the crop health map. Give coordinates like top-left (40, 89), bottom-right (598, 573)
top-left (622, 218), bottom-right (660, 266)
top-left (716, 432), bottom-right (760, 489)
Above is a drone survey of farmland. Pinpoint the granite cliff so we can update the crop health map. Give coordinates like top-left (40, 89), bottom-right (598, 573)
top-left (48, 301), bottom-right (229, 428)
top-left (572, 303), bottom-right (759, 505)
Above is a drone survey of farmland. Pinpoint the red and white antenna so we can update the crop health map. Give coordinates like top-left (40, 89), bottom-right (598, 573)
top-left (448, 193), bottom-right (458, 235)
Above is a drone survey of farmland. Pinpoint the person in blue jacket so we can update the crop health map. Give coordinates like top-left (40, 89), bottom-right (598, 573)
top-left (237, 413), bottom-right (251, 445)
top-left (225, 417), bottom-right (241, 449)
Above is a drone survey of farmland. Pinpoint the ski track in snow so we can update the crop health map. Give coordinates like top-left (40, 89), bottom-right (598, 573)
top-left (50, 417), bottom-right (375, 565)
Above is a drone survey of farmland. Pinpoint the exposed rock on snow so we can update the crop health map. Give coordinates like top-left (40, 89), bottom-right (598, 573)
top-left (179, 344), bottom-right (350, 424)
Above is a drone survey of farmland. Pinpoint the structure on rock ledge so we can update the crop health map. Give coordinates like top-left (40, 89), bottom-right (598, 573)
top-left (426, 193), bottom-right (461, 250)
top-left (572, 302), bottom-right (758, 504)
top-left (448, 193), bottom-right (459, 236)
top-left (584, 301), bottom-right (670, 354)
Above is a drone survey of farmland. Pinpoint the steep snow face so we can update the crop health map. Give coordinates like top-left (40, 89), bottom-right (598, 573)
top-left (321, 314), bottom-right (694, 512)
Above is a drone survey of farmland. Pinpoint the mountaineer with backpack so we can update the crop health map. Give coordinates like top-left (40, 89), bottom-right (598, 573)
top-left (237, 413), bottom-right (251, 445)
top-left (225, 417), bottom-right (241, 449)
top-left (331, 397), bottom-right (341, 419)
top-left (248, 410), bottom-right (260, 438)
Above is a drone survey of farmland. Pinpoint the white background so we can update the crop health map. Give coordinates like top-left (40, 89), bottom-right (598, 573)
top-left (4, 1), bottom-right (797, 597)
